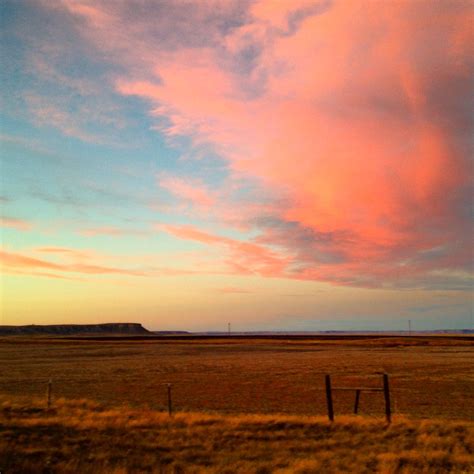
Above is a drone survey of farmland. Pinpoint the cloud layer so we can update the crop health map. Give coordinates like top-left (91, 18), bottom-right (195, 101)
top-left (13, 0), bottom-right (474, 289)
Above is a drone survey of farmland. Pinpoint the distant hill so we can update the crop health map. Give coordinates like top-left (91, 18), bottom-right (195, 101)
top-left (0, 323), bottom-right (151, 336)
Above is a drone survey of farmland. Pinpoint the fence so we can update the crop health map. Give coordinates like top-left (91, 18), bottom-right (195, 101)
top-left (325, 373), bottom-right (391, 422)
top-left (39, 373), bottom-right (393, 422)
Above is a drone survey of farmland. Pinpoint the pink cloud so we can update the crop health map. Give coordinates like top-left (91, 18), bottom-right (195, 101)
top-left (160, 224), bottom-right (290, 277)
top-left (60, 0), bottom-right (111, 27)
top-left (158, 175), bottom-right (215, 208)
top-left (160, 224), bottom-right (226, 245)
top-left (53, 1), bottom-right (473, 289)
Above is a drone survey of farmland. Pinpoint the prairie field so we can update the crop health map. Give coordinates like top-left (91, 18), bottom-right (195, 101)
top-left (1, 336), bottom-right (473, 473)
top-left (0, 336), bottom-right (472, 420)
top-left (1, 397), bottom-right (473, 473)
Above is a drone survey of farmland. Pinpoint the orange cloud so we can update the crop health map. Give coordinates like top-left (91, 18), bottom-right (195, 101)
top-left (1, 251), bottom-right (64, 271)
top-left (0, 250), bottom-right (147, 277)
top-left (35, 247), bottom-right (92, 259)
top-left (160, 224), bottom-right (290, 277)
top-left (215, 287), bottom-right (253, 294)
top-left (2, 246), bottom-right (230, 281)
top-left (57, 1), bottom-right (473, 288)
top-left (1, 217), bottom-right (33, 231)
top-left (77, 226), bottom-right (147, 237)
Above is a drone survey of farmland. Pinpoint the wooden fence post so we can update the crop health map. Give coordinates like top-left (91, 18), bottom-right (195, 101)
top-left (325, 375), bottom-right (334, 422)
top-left (167, 384), bottom-right (173, 416)
top-left (47, 379), bottom-right (52, 409)
top-left (383, 374), bottom-right (391, 423)
top-left (354, 389), bottom-right (361, 414)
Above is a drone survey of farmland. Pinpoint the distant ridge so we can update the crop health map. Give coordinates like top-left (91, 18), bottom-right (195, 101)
top-left (0, 323), bottom-right (151, 336)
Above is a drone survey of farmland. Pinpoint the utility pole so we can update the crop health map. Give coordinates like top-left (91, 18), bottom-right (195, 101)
top-left (408, 319), bottom-right (412, 336)
top-left (228, 322), bottom-right (231, 335)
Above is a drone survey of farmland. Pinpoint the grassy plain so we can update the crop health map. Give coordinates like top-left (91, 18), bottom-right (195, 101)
top-left (0, 336), bottom-right (472, 419)
top-left (1, 336), bottom-right (473, 472)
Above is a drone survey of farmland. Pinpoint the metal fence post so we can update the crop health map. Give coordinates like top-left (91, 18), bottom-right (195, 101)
top-left (354, 389), bottom-right (361, 414)
top-left (325, 374), bottom-right (334, 422)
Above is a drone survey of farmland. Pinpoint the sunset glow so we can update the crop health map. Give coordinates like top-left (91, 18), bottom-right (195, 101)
top-left (1, 0), bottom-right (472, 330)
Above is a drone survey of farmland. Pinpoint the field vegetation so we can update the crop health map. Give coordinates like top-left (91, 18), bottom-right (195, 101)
top-left (1, 396), bottom-right (473, 473)
top-left (1, 336), bottom-right (473, 472)
top-left (0, 336), bottom-right (472, 420)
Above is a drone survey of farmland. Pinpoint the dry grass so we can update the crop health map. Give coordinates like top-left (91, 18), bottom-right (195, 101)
top-left (0, 336), bottom-right (472, 420)
top-left (1, 337), bottom-right (473, 472)
top-left (1, 396), bottom-right (473, 473)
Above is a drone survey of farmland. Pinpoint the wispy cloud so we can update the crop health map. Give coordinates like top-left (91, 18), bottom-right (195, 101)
top-left (24, 93), bottom-right (104, 144)
top-left (1, 217), bottom-right (33, 231)
top-left (0, 250), bottom-right (148, 277)
top-left (158, 174), bottom-right (216, 209)
top-left (160, 224), bottom-right (290, 278)
top-left (214, 287), bottom-right (254, 294)
top-left (77, 226), bottom-right (148, 237)
top-left (2, 246), bottom-right (230, 281)
top-left (34, 247), bottom-right (92, 260)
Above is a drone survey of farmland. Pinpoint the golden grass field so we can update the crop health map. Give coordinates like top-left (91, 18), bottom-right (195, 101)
top-left (1, 397), bottom-right (474, 473)
top-left (0, 336), bottom-right (473, 472)
top-left (0, 336), bottom-right (472, 419)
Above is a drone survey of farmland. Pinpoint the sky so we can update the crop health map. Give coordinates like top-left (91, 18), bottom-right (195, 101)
top-left (0, 0), bottom-right (473, 331)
